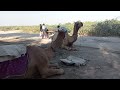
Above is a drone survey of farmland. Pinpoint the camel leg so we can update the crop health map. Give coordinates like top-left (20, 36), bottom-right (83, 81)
top-left (62, 45), bottom-right (72, 50)
top-left (62, 45), bottom-right (78, 51)
top-left (62, 45), bottom-right (76, 51)
top-left (70, 45), bottom-right (79, 51)
top-left (39, 67), bottom-right (64, 79)
top-left (24, 65), bottom-right (37, 78)
top-left (70, 47), bottom-right (78, 51)
top-left (49, 63), bottom-right (60, 69)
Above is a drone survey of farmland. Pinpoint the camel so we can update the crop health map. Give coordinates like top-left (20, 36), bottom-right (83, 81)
top-left (24, 30), bottom-right (66, 79)
top-left (52, 21), bottom-right (83, 51)
top-left (0, 30), bottom-right (65, 79)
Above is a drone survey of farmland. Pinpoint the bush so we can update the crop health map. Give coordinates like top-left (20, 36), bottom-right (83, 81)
top-left (88, 19), bottom-right (120, 36)
top-left (0, 19), bottom-right (120, 37)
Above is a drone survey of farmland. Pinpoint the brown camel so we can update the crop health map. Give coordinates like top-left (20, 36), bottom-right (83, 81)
top-left (52, 21), bottom-right (83, 51)
top-left (0, 30), bottom-right (66, 79)
top-left (24, 30), bottom-right (66, 79)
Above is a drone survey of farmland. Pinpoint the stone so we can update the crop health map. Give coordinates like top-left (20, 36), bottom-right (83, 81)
top-left (60, 55), bottom-right (86, 67)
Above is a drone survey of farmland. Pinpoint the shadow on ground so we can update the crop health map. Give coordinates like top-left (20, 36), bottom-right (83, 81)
top-left (0, 33), bottom-right (39, 38)
top-left (1, 32), bottom-right (120, 79)
top-left (48, 36), bottom-right (120, 79)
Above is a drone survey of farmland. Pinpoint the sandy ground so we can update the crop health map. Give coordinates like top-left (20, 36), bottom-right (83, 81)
top-left (0, 30), bottom-right (52, 45)
top-left (0, 30), bottom-right (120, 79)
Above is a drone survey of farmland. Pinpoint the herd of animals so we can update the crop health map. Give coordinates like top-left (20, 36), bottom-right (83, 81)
top-left (0, 21), bottom-right (83, 79)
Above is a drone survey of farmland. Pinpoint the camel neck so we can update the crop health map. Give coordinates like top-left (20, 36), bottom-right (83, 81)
top-left (50, 32), bottom-right (65, 51)
top-left (73, 26), bottom-right (78, 36)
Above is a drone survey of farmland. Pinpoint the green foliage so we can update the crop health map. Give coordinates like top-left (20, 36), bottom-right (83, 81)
top-left (0, 26), bottom-right (40, 33)
top-left (87, 19), bottom-right (120, 36)
top-left (61, 23), bottom-right (74, 33)
top-left (0, 19), bottom-right (120, 37)
top-left (79, 21), bottom-right (96, 36)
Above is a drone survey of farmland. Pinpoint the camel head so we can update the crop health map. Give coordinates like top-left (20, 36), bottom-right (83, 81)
top-left (74, 21), bottom-right (83, 32)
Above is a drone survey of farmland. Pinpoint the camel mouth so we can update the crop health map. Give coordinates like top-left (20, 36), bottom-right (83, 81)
top-left (75, 21), bottom-right (83, 27)
top-left (74, 21), bottom-right (83, 31)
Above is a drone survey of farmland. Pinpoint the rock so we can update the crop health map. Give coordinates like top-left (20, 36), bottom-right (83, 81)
top-left (60, 55), bottom-right (87, 67)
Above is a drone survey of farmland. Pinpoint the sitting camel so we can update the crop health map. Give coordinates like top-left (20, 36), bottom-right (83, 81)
top-left (25, 30), bottom-right (66, 78)
top-left (52, 21), bottom-right (83, 51)
top-left (0, 30), bottom-right (66, 79)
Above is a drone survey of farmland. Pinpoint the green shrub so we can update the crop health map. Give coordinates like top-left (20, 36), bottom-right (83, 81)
top-left (0, 19), bottom-right (120, 37)
top-left (88, 19), bottom-right (120, 36)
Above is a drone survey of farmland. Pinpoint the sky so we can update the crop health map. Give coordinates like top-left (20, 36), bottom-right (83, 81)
top-left (0, 11), bottom-right (120, 26)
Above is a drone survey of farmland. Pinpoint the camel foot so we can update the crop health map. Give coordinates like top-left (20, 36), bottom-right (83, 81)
top-left (41, 68), bottom-right (64, 79)
top-left (49, 63), bottom-right (60, 69)
top-left (67, 47), bottom-right (78, 51)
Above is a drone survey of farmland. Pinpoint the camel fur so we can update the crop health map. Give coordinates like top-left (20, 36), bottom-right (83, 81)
top-left (24, 30), bottom-right (66, 79)
top-left (52, 21), bottom-right (83, 51)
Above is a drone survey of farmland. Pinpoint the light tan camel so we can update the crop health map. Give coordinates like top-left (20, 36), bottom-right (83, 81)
top-left (24, 30), bottom-right (66, 79)
top-left (52, 21), bottom-right (83, 51)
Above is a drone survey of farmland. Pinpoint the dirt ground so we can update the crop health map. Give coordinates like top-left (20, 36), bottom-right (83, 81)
top-left (0, 30), bottom-right (120, 79)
